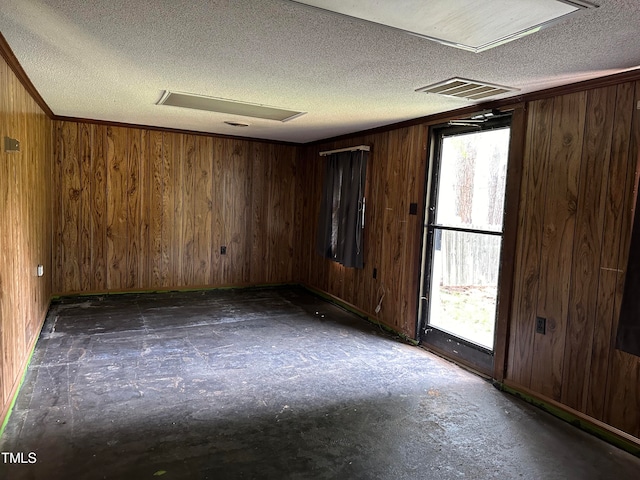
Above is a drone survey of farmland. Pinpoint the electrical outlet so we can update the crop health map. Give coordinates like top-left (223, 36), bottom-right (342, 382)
top-left (220, 246), bottom-right (227, 255)
top-left (4, 136), bottom-right (19, 152)
top-left (536, 316), bottom-right (546, 334)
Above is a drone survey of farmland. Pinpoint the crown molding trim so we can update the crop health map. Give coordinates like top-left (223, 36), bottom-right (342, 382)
top-left (0, 32), bottom-right (54, 118)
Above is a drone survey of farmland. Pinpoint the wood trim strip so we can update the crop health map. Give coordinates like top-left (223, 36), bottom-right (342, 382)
top-left (0, 32), bottom-right (54, 118)
top-left (493, 104), bottom-right (528, 382)
top-left (53, 115), bottom-right (300, 147)
top-left (501, 379), bottom-right (640, 454)
top-left (51, 282), bottom-right (299, 298)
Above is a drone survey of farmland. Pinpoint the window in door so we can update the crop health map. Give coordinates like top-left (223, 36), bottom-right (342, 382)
top-left (419, 117), bottom-right (511, 371)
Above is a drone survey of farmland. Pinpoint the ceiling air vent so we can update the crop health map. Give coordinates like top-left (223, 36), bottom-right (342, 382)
top-left (415, 78), bottom-right (519, 101)
top-left (157, 91), bottom-right (305, 122)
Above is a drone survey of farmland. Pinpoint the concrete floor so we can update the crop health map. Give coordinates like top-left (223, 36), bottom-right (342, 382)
top-left (1, 286), bottom-right (639, 480)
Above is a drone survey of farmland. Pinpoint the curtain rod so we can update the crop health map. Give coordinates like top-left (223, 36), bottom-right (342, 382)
top-left (319, 145), bottom-right (370, 156)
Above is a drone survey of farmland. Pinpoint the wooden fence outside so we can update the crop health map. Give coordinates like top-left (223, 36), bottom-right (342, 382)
top-left (437, 229), bottom-right (501, 286)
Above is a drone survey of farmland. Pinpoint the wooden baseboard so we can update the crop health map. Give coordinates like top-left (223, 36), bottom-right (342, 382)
top-left (52, 282), bottom-right (299, 299)
top-left (499, 380), bottom-right (640, 457)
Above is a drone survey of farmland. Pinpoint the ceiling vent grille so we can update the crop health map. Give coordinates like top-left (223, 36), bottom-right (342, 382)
top-left (157, 91), bottom-right (305, 122)
top-left (416, 78), bottom-right (519, 101)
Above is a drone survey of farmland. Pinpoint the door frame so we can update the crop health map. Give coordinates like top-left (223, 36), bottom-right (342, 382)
top-left (416, 107), bottom-right (527, 380)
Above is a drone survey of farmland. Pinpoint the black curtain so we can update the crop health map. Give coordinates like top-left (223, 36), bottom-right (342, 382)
top-left (316, 150), bottom-right (368, 269)
top-left (616, 187), bottom-right (640, 356)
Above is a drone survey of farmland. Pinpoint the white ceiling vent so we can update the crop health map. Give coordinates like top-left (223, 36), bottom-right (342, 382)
top-left (157, 91), bottom-right (306, 122)
top-left (416, 78), bottom-right (519, 101)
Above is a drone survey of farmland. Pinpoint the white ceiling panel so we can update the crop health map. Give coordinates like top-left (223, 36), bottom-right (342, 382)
top-left (292, 0), bottom-right (592, 52)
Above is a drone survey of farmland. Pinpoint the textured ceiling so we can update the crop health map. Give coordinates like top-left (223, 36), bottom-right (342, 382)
top-left (1, 0), bottom-right (640, 143)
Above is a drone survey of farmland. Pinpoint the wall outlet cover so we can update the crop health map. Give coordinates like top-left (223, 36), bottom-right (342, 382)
top-left (4, 136), bottom-right (20, 152)
top-left (536, 316), bottom-right (546, 334)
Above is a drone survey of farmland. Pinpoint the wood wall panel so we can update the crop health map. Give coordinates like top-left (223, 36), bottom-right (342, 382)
top-left (561, 86), bottom-right (616, 411)
top-left (249, 143), bottom-right (268, 284)
top-left (171, 133), bottom-right (184, 286)
top-left (194, 136), bottom-right (213, 286)
top-left (126, 128), bottom-right (142, 289)
top-left (149, 130), bottom-right (164, 287)
top-left (172, 134), bottom-right (185, 286)
top-left (507, 99), bottom-right (554, 386)
top-left (210, 138), bottom-right (225, 285)
top-left (492, 105), bottom-right (528, 382)
top-left (365, 133), bottom-right (388, 322)
top-left (140, 131), bottom-right (151, 288)
top-left (180, 134), bottom-right (196, 286)
top-left (91, 124), bottom-right (107, 291)
top-left (79, 122), bottom-right (92, 291)
top-left (60, 121), bottom-right (80, 293)
top-left (105, 127), bottom-right (129, 290)
top-left (160, 132), bottom-right (176, 287)
top-left (272, 145), bottom-right (296, 283)
top-left (0, 54), bottom-right (52, 426)
top-left (224, 140), bottom-right (250, 284)
top-left (530, 92), bottom-right (586, 400)
top-left (236, 142), bottom-right (252, 284)
top-left (52, 123), bottom-right (63, 299)
top-left (381, 129), bottom-right (405, 332)
top-left (507, 82), bottom-right (640, 439)
top-left (52, 121), bottom-right (297, 295)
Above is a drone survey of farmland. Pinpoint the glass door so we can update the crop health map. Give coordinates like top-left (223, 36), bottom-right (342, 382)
top-left (419, 117), bottom-right (511, 374)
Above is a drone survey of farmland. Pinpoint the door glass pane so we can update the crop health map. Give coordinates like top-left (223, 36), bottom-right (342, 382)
top-left (429, 229), bottom-right (501, 349)
top-left (436, 128), bottom-right (510, 232)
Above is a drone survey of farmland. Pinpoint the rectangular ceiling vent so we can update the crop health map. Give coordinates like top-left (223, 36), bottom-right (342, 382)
top-left (291, 0), bottom-right (597, 53)
top-left (157, 91), bottom-right (306, 122)
top-left (415, 78), bottom-right (519, 101)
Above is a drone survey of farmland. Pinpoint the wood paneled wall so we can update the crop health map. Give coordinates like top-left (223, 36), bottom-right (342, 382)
top-left (52, 122), bottom-right (297, 294)
top-left (295, 126), bottom-right (428, 339)
top-left (0, 56), bottom-right (52, 424)
top-left (506, 83), bottom-right (640, 438)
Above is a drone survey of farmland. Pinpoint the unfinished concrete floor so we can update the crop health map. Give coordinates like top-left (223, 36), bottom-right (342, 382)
top-left (1, 286), bottom-right (639, 479)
